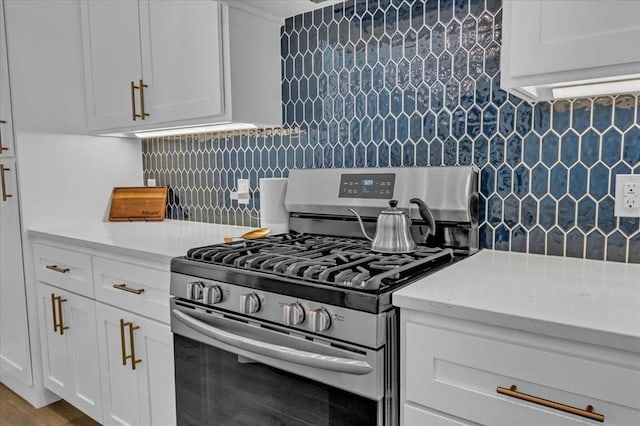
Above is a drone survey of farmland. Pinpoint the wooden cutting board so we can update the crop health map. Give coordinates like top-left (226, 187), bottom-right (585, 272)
top-left (108, 186), bottom-right (168, 221)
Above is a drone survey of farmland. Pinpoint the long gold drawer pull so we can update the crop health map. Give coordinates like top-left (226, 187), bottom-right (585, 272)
top-left (56, 297), bottom-right (69, 335)
top-left (120, 319), bottom-right (127, 366)
top-left (1, 164), bottom-right (11, 201)
top-left (0, 120), bottom-right (7, 152)
top-left (46, 264), bottom-right (70, 274)
top-left (113, 283), bottom-right (145, 295)
top-left (497, 385), bottom-right (604, 422)
top-left (138, 79), bottom-right (149, 120)
top-left (128, 322), bottom-right (142, 370)
top-left (51, 294), bottom-right (60, 333)
top-left (131, 81), bottom-right (139, 121)
top-left (120, 319), bottom-right (142, 370)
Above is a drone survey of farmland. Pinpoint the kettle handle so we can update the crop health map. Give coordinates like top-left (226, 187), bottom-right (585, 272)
top-left (409, 198), bottom-right (436, 242)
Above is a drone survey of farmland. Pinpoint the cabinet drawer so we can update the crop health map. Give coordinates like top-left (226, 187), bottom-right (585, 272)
top-left (33, 244), bottom-right (93, 297)
top-left (93, 257), bottom-right (170, 323)
top-left (405, 321), bottom-right (640, 426)
top-left (404, 403), bottom-right (474, 426)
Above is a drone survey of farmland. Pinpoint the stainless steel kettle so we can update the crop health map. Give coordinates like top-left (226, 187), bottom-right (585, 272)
top-left (348, 199), bottom-right (436, 253)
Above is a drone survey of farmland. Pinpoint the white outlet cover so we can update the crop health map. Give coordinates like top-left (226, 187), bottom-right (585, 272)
top-left (614, 174), bottom-right (640, 217)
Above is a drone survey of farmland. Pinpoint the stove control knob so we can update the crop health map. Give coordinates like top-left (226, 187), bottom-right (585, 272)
top-left (187, 281), bottom-right (204, 300)
top-left (240, 292), bottom-right (261, 314)
top-left (309, 308), bottom-right (332, 332)
top-left (202, 285), bottom-right (223, 305)
top-left (283, 303), bottom-right (305, 326)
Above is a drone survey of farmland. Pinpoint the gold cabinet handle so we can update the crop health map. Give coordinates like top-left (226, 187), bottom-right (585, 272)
top-left (130, 81), bottom-right (139, 121)
top-left (128, 321), bottom-right (142, 370)
top-left (50, 294), bottom-right (69, 335)
top-left (0, 120), bottom-right (8, 152)
top-left (57, 296), bottom-right (69, 335)
top-left (130, 80), bottom-right (149, 121)
top-left (497, 385), bottom-right (604, 422)
top-left (113, 283), bottom-right (145, 295)
top-left (138, 79), bottom-right (149, 120)
top-left (120, 319), bottom-right (142, 370)
top-left (1, 164), bottom-right (12, 201)
top-left (51, 293), bottom-right (60, 333)
top-left (120, 319), bottom-right (127, 365)
top-left (46, 264), bottom-right (70, 274)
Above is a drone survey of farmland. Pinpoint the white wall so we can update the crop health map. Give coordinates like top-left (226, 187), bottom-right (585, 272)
top-left (17, 133), bottom-right (142, 228)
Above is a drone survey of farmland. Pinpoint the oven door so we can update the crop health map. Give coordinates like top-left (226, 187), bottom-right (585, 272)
top-left (171, 299), bottom-right (386, 426)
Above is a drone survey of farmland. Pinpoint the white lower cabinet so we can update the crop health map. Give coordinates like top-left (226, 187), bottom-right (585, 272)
top-left (36, 282), bottom-right (102, 422)
top-left (400, 310), bottom-right (640, 426)
top-left (96, 302), bottom-right (175, 426)
top-left (32, 238), bottom-right (176, 426)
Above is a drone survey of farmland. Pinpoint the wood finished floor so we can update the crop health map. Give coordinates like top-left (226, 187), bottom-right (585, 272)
top-left (0, 383), bottom-right (100, 426)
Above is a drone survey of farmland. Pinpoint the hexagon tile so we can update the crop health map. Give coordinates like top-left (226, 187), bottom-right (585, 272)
top-left (142, 0), bottom-right (640, 263)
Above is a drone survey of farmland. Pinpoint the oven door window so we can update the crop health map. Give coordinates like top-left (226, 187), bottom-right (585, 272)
top-left (175, 334), bottom-right (379, 426)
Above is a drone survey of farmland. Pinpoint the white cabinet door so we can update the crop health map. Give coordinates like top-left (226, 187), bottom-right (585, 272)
top-left (0, 0), bottom-right (15, 158)
top-left (507, 0), bottom-right (640, 78)
top-left (96, 302), bottom-right (175, 426)
top-left (0, 158), bottom-right (32, 386)
top-left (81, 0), bottom-right (144, 130)
top-left (36, 282), bottom-right (102, 422)
top-left (140, 0), bottom-right (224, 124)
top-left (502, 0), bottom-right (640, 99)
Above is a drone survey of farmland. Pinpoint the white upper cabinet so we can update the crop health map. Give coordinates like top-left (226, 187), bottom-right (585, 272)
top-left (0, 0), bottom-right (15, 158)
top-left (501, 0), bottom-right (640, 101)
top-left (140, 0), bottom-right (224, 124)
top-left (81, 0), bottom-right (143, 130)
top-left (81, 0), bottom-right (281, 135)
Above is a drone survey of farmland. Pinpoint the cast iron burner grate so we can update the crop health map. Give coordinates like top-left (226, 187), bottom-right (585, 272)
top-left (185, 234), bottom-right (454, 291)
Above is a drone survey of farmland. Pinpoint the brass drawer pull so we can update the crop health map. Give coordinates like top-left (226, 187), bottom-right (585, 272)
top-left (130, 79), bottom-right (149, 121)
top-left (130, 81), bottom-right (137, 121)
top-left (113, 283), bottom-right (145, 295)
top-left (1, 164), bottom-right (12, 201)
top-left (46, 264), bottom-right (70, 274)
top-left (50, 293), bottom-right (69, 335)
top-left (0, 119), bottom-right (8, 152)
top-left (120, 319), bottom-right (142, 370)
top-left (51, 293), bottom-right (60, 333)
top-left (497, 385), bottom-right (604, 422)
top-left (138, 79), bottom-right (149, 120)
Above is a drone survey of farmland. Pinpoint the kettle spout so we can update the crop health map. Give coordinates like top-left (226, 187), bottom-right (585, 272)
top-left (348, 208), bottom-right (373, 241)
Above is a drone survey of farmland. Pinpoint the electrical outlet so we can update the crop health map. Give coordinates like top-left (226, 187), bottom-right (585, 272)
top-left (614, 174), bottom-right (640, 217)
top-left (146, 178), bottom-right (156, 187)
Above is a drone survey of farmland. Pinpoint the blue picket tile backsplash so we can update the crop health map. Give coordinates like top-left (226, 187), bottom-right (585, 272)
top-left (142, 0), bottom-right (640, 263)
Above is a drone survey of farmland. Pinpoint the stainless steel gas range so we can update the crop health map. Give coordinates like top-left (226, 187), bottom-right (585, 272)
top-left (169, 166), bottom-right (479, 426)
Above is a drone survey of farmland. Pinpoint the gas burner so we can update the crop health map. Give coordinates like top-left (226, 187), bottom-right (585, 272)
top-left (185, 234), bottom-right (454, 291)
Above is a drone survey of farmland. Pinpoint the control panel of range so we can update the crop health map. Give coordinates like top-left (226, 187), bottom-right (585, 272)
top-left (338, 173), bottom-right (396, 199)
top-left (171, 273), bottom-right (384, 348)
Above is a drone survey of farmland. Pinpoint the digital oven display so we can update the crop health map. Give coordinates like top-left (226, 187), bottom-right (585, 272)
top-left (338, 173), bottom-right (396, 199)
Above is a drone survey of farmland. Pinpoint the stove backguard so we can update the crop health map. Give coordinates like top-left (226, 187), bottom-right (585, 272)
top-left (284, 166), bottom-right (479, 253)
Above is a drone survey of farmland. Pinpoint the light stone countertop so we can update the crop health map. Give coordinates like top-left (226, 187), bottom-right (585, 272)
top-left (27, 220), bottom-right (256, 264)
top-left (27, 223), bottom-right (640, 353)
top-left (393, 250), bottom-right (640, 353)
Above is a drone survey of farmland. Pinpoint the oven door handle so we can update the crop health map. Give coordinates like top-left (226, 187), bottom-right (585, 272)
top-left (172, 309), bottom-right (373, 375)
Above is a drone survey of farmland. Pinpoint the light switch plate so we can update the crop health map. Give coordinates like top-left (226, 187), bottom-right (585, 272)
top-left (614, 174), bottom-right (640, 217)
top-left (236, 179), bottom-right (250, 205)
